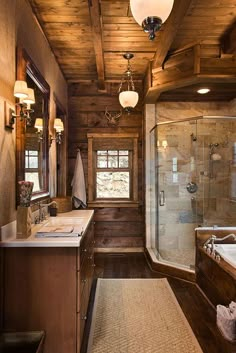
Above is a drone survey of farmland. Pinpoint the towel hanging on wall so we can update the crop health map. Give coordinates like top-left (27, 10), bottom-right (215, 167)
top-left (71, 149), bottom-right (87, 208)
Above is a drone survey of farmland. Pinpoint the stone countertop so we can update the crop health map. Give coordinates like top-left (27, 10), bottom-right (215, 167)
top-left (0, 210), bottom-right (94, 248)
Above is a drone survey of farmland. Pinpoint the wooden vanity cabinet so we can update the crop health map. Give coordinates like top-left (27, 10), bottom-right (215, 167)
top-left (3, 219), bottom-right (94, 353)
top-left (77, 220), bottom-right (95, 350)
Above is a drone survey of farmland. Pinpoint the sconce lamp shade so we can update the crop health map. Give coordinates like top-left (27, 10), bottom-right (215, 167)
top-left (35, 118), bottom-right (43, 131)
top-left (130, 0), bottom-right (174, 40)
top-left (23, 88), bottom-right (35, 105)
top-left (14, 80), bottom-right (28, 98)
top-left (119, 91), bottom-right (139, 110)
top-left (54, 118), bottom-right (64, 132)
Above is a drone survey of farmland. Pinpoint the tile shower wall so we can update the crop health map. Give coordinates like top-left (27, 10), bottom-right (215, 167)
top-left (196, 119), bottom-right (236, 226)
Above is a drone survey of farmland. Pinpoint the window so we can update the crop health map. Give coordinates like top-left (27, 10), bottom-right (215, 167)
top-left (96, 150), bottom-right (130, 198)
top-left (87, 133), bottom-right (139, 207)
top-left (25, 150), bottom-right (40, 192)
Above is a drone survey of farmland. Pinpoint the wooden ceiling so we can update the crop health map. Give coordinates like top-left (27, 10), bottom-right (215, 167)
top-left (28, 0), bottom-right (236, 101)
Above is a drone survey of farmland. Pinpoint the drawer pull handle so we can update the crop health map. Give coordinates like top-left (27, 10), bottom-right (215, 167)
top-left (88, 256), bottom-right (93, 260)
top-left (82, 248), bottom-right (87, 253)
top-left (81, 315), bottom-right (87, 321)
top-left (92, 264), bottom-right (96, 267)
top-left (82, 279), bottom-right (87, 283)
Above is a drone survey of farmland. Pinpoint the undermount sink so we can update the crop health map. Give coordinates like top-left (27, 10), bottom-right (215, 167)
top-left (44, 217), bottom-right (84, 226)
top-left (35, 217), bottom-right (85, 238)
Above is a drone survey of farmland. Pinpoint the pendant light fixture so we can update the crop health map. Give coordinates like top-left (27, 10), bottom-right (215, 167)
top-left (118, 53), bottom-right (138, 113)
top-left (130, 0), bottom-right (174, 40)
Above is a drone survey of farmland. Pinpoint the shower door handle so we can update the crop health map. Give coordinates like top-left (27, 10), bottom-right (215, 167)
top-left (159, 190), bottom-right (165, 206)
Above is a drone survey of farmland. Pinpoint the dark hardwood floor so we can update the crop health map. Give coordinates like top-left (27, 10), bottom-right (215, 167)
top-left (81, 253), bottom-right (236, 353)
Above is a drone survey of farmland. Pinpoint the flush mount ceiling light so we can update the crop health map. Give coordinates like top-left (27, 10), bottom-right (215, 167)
top-left (118, 53), bottom-right (139, 113)
top-left (130, 0), bottom-right (174, 40)
top-left (197, 88), bottom-right (211, 94)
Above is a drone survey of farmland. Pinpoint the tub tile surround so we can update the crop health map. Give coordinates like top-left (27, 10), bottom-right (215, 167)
top-left (196, 228), bottom-right (236, 307)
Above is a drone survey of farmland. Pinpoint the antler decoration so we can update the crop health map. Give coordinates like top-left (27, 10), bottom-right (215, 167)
top-left (105, 107), bottom-right (122, 126)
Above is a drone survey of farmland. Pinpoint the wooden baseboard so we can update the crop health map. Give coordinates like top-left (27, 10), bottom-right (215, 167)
top-left (94, 247), bottom-right (144, 253)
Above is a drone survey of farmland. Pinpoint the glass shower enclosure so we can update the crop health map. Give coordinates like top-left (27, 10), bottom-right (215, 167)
top-left (150, 116), bottom-right (236, 270)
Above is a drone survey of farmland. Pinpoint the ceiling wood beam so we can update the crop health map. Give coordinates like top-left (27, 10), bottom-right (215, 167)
top-left (88, 0), bottom-right (106, 91)
top-left (221, 21), bottom-right (236, 54)
top-left (152, 0), bottom-right (194, 69)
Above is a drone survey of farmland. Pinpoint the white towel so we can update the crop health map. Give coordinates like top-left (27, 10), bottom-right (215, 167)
top-left (71, 150), bottom-right (87, 208)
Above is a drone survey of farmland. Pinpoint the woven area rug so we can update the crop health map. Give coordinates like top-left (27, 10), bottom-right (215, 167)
top-left (87, 278), bottom-right (203, 353)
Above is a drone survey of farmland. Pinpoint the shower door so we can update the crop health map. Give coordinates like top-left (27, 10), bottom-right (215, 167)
top-left (155, 119), bottom-right (200, 269)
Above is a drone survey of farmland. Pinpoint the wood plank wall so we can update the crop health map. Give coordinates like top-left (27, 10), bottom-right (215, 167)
top-left (68, 82), bottom-right (145, 250)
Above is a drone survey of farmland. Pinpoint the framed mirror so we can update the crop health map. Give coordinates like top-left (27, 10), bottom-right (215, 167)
top-left (16, 48), bottom-right (50, 203)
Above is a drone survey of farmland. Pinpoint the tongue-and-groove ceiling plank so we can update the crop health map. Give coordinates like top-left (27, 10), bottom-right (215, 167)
top-left (170, 0), bottom-right (236, 51)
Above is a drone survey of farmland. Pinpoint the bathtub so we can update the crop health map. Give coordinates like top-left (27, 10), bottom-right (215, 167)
top-left (215, 244), bottom-right (236, 268)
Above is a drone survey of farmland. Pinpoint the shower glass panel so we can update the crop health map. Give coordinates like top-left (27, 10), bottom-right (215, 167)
top-left (155, 119), bottom-right (199, 269)
top-left (151, 116), bottom-right (236, 271)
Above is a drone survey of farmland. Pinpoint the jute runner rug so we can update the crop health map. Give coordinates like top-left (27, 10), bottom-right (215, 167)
top-left (87, 278), bottom-right (203, 353)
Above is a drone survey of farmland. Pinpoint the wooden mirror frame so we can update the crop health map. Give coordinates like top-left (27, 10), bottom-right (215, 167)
top-left (16, 48), bottom-right (50, 204)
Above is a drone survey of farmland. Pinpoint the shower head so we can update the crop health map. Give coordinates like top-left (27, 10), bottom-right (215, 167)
top-left (190, 133), bottom-right (197, 141)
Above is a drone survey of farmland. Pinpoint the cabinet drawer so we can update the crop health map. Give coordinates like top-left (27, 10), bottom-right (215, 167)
top-left (79, 223), bottom-right (94, 268)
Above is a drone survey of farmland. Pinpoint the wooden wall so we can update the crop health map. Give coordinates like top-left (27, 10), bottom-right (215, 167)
top-left (68, 82), bottom-right (145, 250)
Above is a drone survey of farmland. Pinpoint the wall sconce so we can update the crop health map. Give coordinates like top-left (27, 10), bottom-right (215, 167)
top-left (130, 0), bottom-right (174, 40)
top-left (34, 118), bottom-right (43, 141)
top-left (50, 118), bottom-right (64, 146)
top-left (162, 140), bottom-right (168, 149)
top-left (118, 53), bottom-right (138, 113)
top-left (157, 140), bottom-right (168, 151)
top-left (10, 80), bottom-right (35, 127)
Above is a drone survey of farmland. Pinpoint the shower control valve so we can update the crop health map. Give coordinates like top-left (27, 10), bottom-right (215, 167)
top-left (186, 182), bottom-right (198, 194)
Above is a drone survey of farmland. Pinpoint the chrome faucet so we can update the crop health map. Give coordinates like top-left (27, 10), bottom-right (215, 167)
top-left (203, 233), bottom-right (236, 255)
top-left (38, 201), bottom-right (58, 223)
top-left (203, 235), bottom-right (217, 254)
top-left (216, 233), bottom-right (236, 242)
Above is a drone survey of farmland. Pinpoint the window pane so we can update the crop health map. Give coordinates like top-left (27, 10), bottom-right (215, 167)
top-left (108, 156), bottom-right (118, 168)
top-left (97, 150), bottom-right (107, 155)
top-left (25, 172), bottom-right (40, 192)
top-left (96, 172), bottom-right (129, 198)
top-left (29, 157), bottom-right (38, 168)
top-left (97, 156), bottom-right (107, 168)
top-left (29, 151), bottom-right (38, 156)
top-left (119, 156), bottom-right (129, 168)
top-left (119, 150), bottom-right (128, 155)
top-left (108, 151), bottom-right (118, 156)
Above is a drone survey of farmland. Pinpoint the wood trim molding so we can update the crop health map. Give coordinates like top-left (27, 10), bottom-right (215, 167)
top-left (145, 43), bottom-right (236, 103)
top-left (88, 201), bottom-right (140, 208)
top-left (87, 132), bottom-right (139, 139)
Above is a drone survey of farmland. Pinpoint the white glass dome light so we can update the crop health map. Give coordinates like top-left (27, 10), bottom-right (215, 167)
top-left (118, 53), bottom-right (139, 113)
top-left (130, 0), bottom-right (174, 40)
top-left (119, 90), bottom-right (139, 110)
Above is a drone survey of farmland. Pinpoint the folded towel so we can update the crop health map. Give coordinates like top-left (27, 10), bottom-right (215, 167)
top-left (229, 301), bottom-right (236, 315)
top-left (217, 304), bottom-right (236, 341)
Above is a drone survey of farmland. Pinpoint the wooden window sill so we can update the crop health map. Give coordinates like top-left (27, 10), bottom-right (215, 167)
top-left (87, 201), bottom-right (140, 208)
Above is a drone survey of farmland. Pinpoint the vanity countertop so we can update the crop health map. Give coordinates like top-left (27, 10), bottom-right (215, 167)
top-left (0, 210), bottom-right (94, 248)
